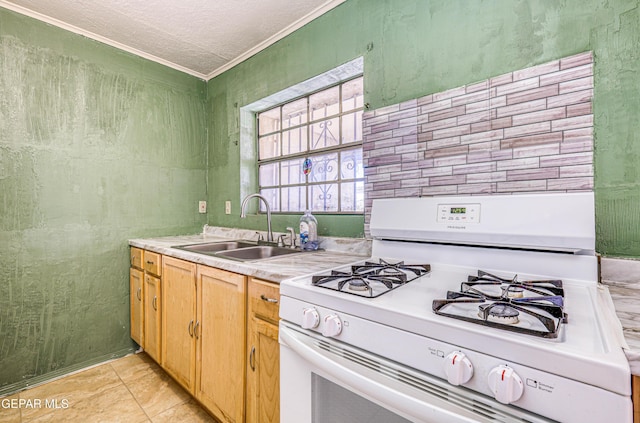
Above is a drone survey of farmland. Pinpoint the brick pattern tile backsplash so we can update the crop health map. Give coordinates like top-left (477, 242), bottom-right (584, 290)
top-left (363, 51), bottom-right (593, 232)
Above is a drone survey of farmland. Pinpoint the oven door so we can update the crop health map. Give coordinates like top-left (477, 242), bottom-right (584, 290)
top-left (279, 322), bottom-right (555, 423)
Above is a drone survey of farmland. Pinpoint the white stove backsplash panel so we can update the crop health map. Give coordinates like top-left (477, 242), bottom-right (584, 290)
top-left (362, 51), bottom-right (594, 236)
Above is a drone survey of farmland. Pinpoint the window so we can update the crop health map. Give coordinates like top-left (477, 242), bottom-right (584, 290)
top-left (257, 76), bottom-right (364, 213)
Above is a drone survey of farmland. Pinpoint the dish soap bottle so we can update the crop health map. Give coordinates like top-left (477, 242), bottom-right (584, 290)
top-left (299, 210), bottom-right (318, 251)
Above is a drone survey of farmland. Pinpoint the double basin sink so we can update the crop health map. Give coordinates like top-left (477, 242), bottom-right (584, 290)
top-left (173, 240), bottom-right (305, 262)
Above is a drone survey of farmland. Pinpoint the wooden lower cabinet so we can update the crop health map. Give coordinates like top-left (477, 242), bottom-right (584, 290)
top-left (196, 265), bottom-right (246, 423)
top-left (144, 273), bottom-right (162, 362)
top-left (135, 250), bottom-right (280, 423)
top-left (246, 278), bottom-right (280, 423)
top-left (162, 256), bottom-right (197, 391)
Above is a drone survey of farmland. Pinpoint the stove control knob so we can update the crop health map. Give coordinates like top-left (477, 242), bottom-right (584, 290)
top-left (488, 365), bottom-right (524, 404)
top-left (301, 307), bottom-right (320, 329)
top-left (444, 351), bottom-right (473, 386)
top-left (322, 314), bottom-right (343, 337)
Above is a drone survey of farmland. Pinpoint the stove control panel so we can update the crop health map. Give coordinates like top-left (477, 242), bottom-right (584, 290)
top-left (437, 203), bottom-right (480, 224)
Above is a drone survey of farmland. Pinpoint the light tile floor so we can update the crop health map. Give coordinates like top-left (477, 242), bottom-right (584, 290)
top-left (0, 353), bottom-right (216, 423)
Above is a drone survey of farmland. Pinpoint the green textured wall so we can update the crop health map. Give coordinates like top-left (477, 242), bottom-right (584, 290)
top-left (206, 0), bottom-right (640, 255)
top-left (0, 9), bottom-right (207, 391)
top-left (1, 0), bottom-right (639, 395)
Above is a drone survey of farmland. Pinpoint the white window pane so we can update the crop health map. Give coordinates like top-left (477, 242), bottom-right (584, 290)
top-left (281, 158), bottom-right (304, 185)
top-left (340, 181), bottom-right (364, 212)
top-left (340, 149), bottom-right (363, 179)
top-left (309, 153), bottom-right (338, 182)
top-left (259, 163), bottom-right (279, 187)
top-left (282, 98), bottom-right (307, 129)
top-left (282, 128), bottom-right (307, 156)
top-left (258, 107), bottom-right (280, 135)
top-left (310, 86), bottom-right (340, 120)
top-left (282, 186), bottom-right (306, 212)
top-left (341, 111), bottom-right (363, 144)
top-left (259, 188), bottom-right (280, 212)
top-left (310, 118), bottom-right (339, 150)
top-left (257, 76), bottom-right (363, 214)
top-left (342, 77), bottom-right (364, 112)
top-left (259, 133), bottom-right (280, 160)
top-left (310, 184), bottom-right (338, 212)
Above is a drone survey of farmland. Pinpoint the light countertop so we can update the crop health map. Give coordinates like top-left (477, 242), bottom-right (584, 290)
top-left (129, 226), bottom-right (372, 283)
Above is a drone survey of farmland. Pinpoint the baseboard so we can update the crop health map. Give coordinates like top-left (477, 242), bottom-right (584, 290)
top-left (0, 347), bottom-right (137, 397)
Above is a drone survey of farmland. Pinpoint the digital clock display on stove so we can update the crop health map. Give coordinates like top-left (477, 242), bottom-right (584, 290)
top-left (438, 203), bottom-right (480, 223)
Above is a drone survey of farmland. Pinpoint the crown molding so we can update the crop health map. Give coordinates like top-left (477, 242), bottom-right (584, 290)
top-left (0, 0), bottom-right (346, 81)
top-left (204, 0), bottom-right (346, 80)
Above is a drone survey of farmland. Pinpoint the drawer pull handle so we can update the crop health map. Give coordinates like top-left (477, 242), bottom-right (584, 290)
top-left (260, 294), bottom-right (278, 304)
top-left (146, 260), bottom-right (154, 265)
top-left (152, 296), bottom-right (158, 311)
top-left (188, 320), bottom-right (194, 337)
top-left (249, 346), bottom-right (255, 371)
top-left (194, 321), bottom-right (200, 339)
top-left (136, 287), bottom-right (142, 301)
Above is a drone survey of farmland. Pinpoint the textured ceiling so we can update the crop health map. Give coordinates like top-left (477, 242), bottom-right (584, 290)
top-left (0, 0), bottom-right (345, 79)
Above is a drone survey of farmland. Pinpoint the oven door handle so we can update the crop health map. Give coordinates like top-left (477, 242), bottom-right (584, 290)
top-left (279, 324), bottom-right (481, 423)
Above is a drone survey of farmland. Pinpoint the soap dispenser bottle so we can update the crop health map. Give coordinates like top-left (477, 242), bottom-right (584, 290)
top-left (299, 210), bottom-right (318, 251)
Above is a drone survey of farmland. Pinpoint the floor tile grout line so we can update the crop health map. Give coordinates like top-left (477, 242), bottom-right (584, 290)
top-left (109, 359), bottom-right (155, 422)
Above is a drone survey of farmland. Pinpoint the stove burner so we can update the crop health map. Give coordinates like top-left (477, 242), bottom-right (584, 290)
top-left (347, 278), bottom-right (369, 291)
top-left (481, 303), bottom-right (520, 325)
top-left (506, 286), bottom-right (524, 299)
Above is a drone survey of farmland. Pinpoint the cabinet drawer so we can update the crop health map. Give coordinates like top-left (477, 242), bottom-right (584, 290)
top-left (249, 278), bottom-right (280, 324)
top-left (144, 251), bottom-right (162, 276)
top-left (130, 247), bottom-right (144, 270)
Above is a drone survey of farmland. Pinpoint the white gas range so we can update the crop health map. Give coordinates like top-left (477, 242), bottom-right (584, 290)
top-left (278, 193), bottom-right (632, 423)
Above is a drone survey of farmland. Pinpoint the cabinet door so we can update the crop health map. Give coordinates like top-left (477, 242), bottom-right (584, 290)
top-left (162, 256), bottom-right (197, 393)
top-left (253, 320), bottom-right (280, 423)
top-left (247, 279), bottom-right (280, 423)
top-left (130, 268), bottom-right (144, 346)
top-left (144, 273), bottom-right (162, 363)
top-left (196, 265), bottom-right (246, 423)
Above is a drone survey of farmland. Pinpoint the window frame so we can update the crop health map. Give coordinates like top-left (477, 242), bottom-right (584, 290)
top-left (256, 75), bottom-right (365, 215)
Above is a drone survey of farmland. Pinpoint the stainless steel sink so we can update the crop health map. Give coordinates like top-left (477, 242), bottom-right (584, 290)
top-left (173, 240), bottom-right (257, 255)
top-left (215, 245), bottom-right (303, 261)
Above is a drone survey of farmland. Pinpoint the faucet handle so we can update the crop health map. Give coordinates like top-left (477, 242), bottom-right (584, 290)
top-left (255, 232), bottom-right (264, 242)
top-left (286, 227), bottom-right (297, 248)
top-left (277, 234), bottom-right (287, 247)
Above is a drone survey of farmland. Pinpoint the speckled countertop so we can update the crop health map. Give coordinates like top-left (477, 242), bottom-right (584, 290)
top-left (601, 257), bottom-right (640, 376)
top-left (129, 226), bottom-right (372, 283)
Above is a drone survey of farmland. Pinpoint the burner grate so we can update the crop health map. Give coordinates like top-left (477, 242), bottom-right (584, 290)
top-left (312, 259), bottom-right (431, 298)
top-left (432, 270), bottom-right (566, 338)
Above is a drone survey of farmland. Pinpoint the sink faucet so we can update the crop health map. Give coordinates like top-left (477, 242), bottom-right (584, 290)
top-left (240, 193), bottom-right (274, 243)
